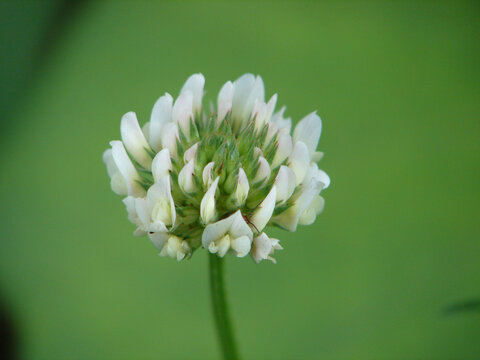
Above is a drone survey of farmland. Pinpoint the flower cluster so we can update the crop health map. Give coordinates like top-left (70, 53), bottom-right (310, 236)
top-left (103, 74), bottom-right (329, 263)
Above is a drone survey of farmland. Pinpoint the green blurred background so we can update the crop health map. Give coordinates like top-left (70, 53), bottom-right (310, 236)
top-left (1, 1), bottom-right (479, 359)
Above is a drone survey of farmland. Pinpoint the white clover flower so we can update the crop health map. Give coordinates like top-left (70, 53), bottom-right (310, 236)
top-left (103, 73), bottom-right (330, 263)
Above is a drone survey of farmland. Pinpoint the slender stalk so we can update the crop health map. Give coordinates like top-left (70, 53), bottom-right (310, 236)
top-left (209, 253), bottom-right (240, 360)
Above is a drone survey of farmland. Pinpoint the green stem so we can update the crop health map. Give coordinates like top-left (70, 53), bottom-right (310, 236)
top-left (209, 253), bottom-right (240, 360)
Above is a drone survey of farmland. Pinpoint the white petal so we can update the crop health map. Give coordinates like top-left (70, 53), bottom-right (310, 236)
top-left (271, 134), bottom-right (293, 168)
top-left (317, 169), bottom-right (330, 189)
top-left (147, 176), bottom-right (176, 228)
top-left (251, 232), bottom-right (280, 263)
top-left (103, 149), bottom-right (127, 195)
top-left (231, 74), bottom-right (265, 129)
top-left (120, 112), bottom-right (152, 169)
top-left (228, 211), bottom-right (254, 240)
top-left (183, 143), bottom-right (198, 164)
top-left (200, 177), bottom-right (219, 225)
top-left (161, 122), bottom-right (179, 157)
top-left (180, 73), bottom-right (205, 114)
top-left (150, 93), bottom-right (173, 151)
top-left (202, 210), bottom-right (252, 251)
top-left (254, 156), bottom-right (271, 183)
top-left (288, 141), bottom-right (310, 185)
top-left (122, 196), bottom-right (144, 230)
top-left (217, 235), bottom-right (231, 257)
top-left (234, 168), bottom-right (249, 206)
top-left (134, 197), bottom-right (151, 229)
top-left (151, 148), bottom-right (172, 182)
top-left (148, 231), bottom-right (169, 251)
top-left (217, 81), bottom-right (234, 124)
top-left (298, 195), bottom-right (325, 225)
top-left (172, 91), bottom-right (193, 138)
top-left (249, 185), bottom-right (277, 232)
top-left (231, 235), bottom-right (251, 257)
top-left (293, 112), bottom-right (322, 156)
top-left (202, 162), bottom-right (215, 188)
top-left (178, 159), bottom-right (196, 193)
top-left (272, 179), bottom-right (322, 231)
top-left (274, 165), bottom-right (296, 204)
top-left (110, 141), bottom-right (145, 197)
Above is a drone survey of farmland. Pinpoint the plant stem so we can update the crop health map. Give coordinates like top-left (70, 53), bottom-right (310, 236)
top-left (209, 253), bottom-right (240, 360)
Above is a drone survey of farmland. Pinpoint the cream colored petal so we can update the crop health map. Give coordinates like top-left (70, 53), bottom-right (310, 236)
top-left (183, 142), bottom-right (199, 164)
top-left (148, 230), bottom-right (169, 251)
top-left (293, 112), bottom-right (322, 156)
top-left (202, 162), bottom-right (215, 188)
top-left (254, 156), bottom-right (271, 183)
top-left (274, 165), bottom-right (296, 204)
top-left (151, 148), bottom-right (172, 182)
top-left (103, 149), bottom-right (127, 195)
top-left (271, 134), bottom-right (293, 168)
top-left (110, 141), bottom-right (145, 197)
top-left (298, 195), bottom-right (325, 225)
top-left (180, 73), bottom-right (205, 114)
top-left (120, 112), bottom-right (152, 169)
top-left (150, 93), bottom-right (173, 151)
top-left (147, 176), bottom-right (176, 228)
top-left (249, 185), bottom-right (277, 232)
top-left (217, 81), bottom-right (234, 124)
top-left (272, 179), bottom-right (322, 231)
top-left (288, 141), bottom-right (310, 185)
top-left (161, 122), bottom-right (179, 157)
top-left (234, 168), bottom-right (249, 206)
top-left (172, 91), bottom-right (193, 138)
top-left (231, 235), bottom-right (251, 258)
top-left (178, 159), bottom-right (196, 193)
top-left (200, 177), bottom-right (219, 225)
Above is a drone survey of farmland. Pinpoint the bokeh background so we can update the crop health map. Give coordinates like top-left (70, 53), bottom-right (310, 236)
top-left (1, 1), bottom-right (479, 359)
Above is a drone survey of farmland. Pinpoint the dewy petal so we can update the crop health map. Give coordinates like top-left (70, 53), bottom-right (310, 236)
top-left (202, 161), bottom-right (215, 188)
top-left (172, 90), bottom-right (193, 138)
top-left (293, 112), bottom-right (322, 156)
top-left (178, 159), bottom-right (196, 193)
top-left (234, 168), bottom-right (249, 206)
top-left (217, 81), bottom-right (234, 124)
top-left (110, 141), bottom-right (145, 197)
top-left (271, 134), bottom-right (293, 168)
top-left (150, 93), bottom-right (173, 151)
top-left (120, 112), bottom-right (152, 169)
top-left (147, 176), bottom-right (176, 228)
top-left (180, 73), bottom-right (205, 114)
top-left (200, 177), bottom-right (219, 225)
top-left (151, 148), bottom-right (172, 182)
top-left (103, 149), bottom-right (127, 195)
top-left (254, 156), bottom-right (271, 183)
top-left (272, 179), bottom-right (322, 232)
top-left (274, 165), bottom-right (296, 204)
top-left (288, 141), bottom-right (310, 185)
top-left (161, 122), bottom-right (179, 157)
top-left (230, 235), bottom-right (251, 258)
top-left (249, 185), bottom-right (277, 232)
top-left (183, 143), bottom-right (198, 164)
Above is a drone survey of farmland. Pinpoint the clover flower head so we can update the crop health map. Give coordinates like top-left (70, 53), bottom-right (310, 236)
top-left (103, 73), bottom-right (330, 263)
